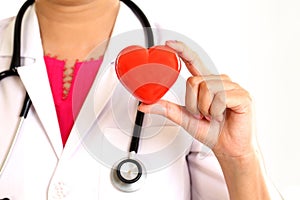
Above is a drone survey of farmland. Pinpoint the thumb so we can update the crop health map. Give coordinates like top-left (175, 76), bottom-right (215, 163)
top-left (138, 100), bottom-right (221, 149)
top-left (138, 100), bottom-right (207, 140)
top-left (138, 100), bottom-right (187, 126)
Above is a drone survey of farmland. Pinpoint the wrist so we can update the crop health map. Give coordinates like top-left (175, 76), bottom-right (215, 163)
top-left (216, 148), bottom-right (258, 170)
top-left (216, 150), bottom-right (271, 200)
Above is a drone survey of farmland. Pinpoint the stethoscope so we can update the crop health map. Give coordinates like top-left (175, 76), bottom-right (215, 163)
top-left (0, 0), bottom-right (154, 195)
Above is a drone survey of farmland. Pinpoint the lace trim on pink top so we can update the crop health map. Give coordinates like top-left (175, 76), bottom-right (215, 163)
top-left (62, 63), bottom-right (75, 99)
top-left (44, 55), bottom-right (103, 147)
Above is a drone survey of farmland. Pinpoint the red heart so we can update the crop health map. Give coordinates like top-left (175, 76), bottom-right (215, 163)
top-left (115, 45), bottom-right (181, 104)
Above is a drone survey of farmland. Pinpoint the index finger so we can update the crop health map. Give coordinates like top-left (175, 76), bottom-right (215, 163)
top-left (165, 40), bottom-right (211, 76)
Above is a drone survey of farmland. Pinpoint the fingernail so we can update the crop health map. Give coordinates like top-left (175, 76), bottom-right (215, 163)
top-left (215, 115), bottom-right (224, 123)
top-left (166, 40), bottom-right (177, 47)
top-left (139, 103), bottom-right (166, 114)
top-left (193, 114), bottom-right (202, 120)
top-left (137, 104), bottom-right (146, 112)
top-left (166, 40), bottom-right (177, 43)
top-left (204, 115), bottom-right (211, 121)
top-left (149, 104), bottom-right (166, 114)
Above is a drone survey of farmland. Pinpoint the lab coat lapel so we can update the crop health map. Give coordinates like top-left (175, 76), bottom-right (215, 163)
top-left (62, 2), bottom-right (144, 156)
top-left (16, 5), bottom-right (63, 158)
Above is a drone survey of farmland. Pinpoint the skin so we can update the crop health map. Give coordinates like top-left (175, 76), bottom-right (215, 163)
top-left (35, 0), bottom-right (119, 93)
top-left (35, 0), bottom-right (271, 199)
top-left (139, 40), bottom-right (271, 199)
top-left (35, 0), bottom-right (120, 61)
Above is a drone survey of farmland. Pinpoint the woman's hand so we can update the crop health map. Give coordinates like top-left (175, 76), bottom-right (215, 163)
top-left (139, 40), bottom-right (253, 158)
top-left (138, 40), bottom-right (270, 199)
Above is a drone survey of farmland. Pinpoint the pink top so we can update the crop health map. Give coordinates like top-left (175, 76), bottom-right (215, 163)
top-left (44, 55), bottom-right (103, 147)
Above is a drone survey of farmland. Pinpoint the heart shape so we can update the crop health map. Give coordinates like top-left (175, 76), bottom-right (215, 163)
top-left (115, 45), bottom-right (181, 104)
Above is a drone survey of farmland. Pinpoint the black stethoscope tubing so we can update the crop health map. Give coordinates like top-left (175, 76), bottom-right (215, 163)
top-left (0, 0), bottom-right (154, 195)
top-left (120, 0), bottom-right (154, 155)
top-left (0, 0), bottom-right (34, 118)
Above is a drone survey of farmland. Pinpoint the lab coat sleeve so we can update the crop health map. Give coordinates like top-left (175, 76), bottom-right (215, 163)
top-left (187, 140), bottom-right (284, 200)
top-left (0, 17), bottom-right (14, 57)
top-left (186, 140), bottom-right (230, 200)
top-left (0, 17), bottom-right (13, 31)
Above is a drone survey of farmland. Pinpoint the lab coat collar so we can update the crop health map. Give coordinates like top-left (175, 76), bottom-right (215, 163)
top-left (15, 5), bottom-right (64, 158)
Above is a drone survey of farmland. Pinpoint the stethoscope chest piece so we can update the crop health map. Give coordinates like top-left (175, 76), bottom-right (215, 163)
top-left (111, 157), bottom-right (146, 192)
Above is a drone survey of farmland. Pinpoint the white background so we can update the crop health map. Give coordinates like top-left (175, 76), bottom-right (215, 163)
top-left (1, 0), bottom-right (300, 199)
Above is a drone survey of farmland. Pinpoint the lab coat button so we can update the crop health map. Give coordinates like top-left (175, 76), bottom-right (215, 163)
top-left (51, 181), bottom-right (70, 199)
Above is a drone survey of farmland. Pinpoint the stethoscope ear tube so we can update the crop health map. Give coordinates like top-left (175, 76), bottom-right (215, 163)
top-left (0, 69), bottom-right (18, 81)
top-left (120, 0), bottom-right (154, 48)
top-left (20, 93), bottom-right (32, 118)
top-left (0, 0), bottom-right (34, 178)
top-left (9, 0), bottom-right (35, 70)
top-left (129, 109), bottom-right (144, 153)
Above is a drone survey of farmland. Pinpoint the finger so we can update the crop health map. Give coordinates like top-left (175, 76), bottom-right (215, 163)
top-left (224, 88), bottom-right (252, 114)
top-left (185, 74), bottom-right (234, 115)
top-left (185, 76), bottom-right (203, 115)
top-left (198, 79), bottom-right (240, 118)
top-left (209, 88), bottom-right (252, 123)
top-left (138, 100), bottom-right (207, 135)
top-left (165, 40), bottom-right (211, 76)
top-left (198, 80), bottom-right (213, 117)
top-left (138, 100), bottom-right (189, 128)
top-left (138, 100), bottom-right (219, 148)
top-left (209, 90), bottom-right (227, 122)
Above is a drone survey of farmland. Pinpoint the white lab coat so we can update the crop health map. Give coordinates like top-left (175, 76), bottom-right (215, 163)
top-left (0, 2), bottom-right (230, 200)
